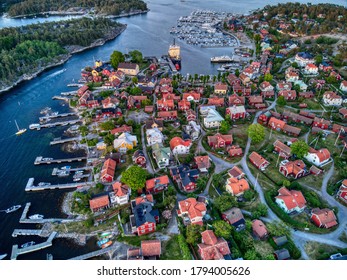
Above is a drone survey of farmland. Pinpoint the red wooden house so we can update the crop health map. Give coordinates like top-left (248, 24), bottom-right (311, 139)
top-left (207, 133), bottom-right (233, 149)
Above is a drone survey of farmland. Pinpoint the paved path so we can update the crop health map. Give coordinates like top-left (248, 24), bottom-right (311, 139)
top-left (141, 124), bottom-right (155, 174)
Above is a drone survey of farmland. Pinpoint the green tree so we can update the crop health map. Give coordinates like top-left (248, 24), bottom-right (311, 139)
top-left (213, 220), bottom-right (232, 239)
top-left (291, 62), bottom-right (299, 68)
top-left (247, 124), bottom-right (265, 144)
top-left (282, 179), bottom-right (291, 187)
top-left (255, 203), bottom-right (268, 217)
top-left (244, 250), bottom-right (261, 260)
top-left (110, 50), bottom-right (125, 69)
top-left (130, 87), bottom-right (142, 95)
top-left (186, 224), bottom-right (203, 245)
top-left (326, 75), bottom-right (337, 84)
top-left (264, 73), bottom-right (273, 82)
top-left (132, 76), bottom-right (138, 84)
top-left (315, 54), bottom-right (323, 65)
top-left (243, 189), bottom-right (255, 201)
top-left (104, 133), bottom-right (115, 146)
top-left (265, 254), bottom-right (276, 260)
top-left (290, 140), bottom-right (309, 159)
top-left (79, 125), bottom-right (89, 136)
top-left (219, 120), bottom-right (231, 134)
top-left (129, 50), bottom-right (143, 63)
top-left (100, 121), bottom-right (114, 131)
top-left (121, 165), bottom-right (149, 192)
top-left (235, 69), bottom-right (240, 77)
top-left (267, 222), bottom-right (290, 237)
top-left (214, 194), bottom-right (238, 212)
top-left (277, 95), bottom-right (287, 107)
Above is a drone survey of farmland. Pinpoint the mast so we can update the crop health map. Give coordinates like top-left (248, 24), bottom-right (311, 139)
top-left (15, 120), bottom-right (20, 131)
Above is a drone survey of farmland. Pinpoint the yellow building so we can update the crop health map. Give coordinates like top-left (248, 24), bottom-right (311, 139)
top-left (118, 63), bottom-right (139, 76)
top-left (214, 82), bottom-right (228, 95)
top-left (95, 60), bottom-right (103, 68)
top-left (113, 132), bottom-right (138, 153)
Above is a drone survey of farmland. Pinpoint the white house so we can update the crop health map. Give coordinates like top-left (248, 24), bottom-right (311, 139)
top-left (170, 137), bottom-right (192, 155)
top-left (203, 108), bottom-right (224, 128)
top-left (304, 63), bottom-right (319, 75)
top-left (295, 52), bottom-right (315, 67)
top-left (146, 128), bottom-right (164, 146)
top-left (259, 81), bottom-right (274, 92)
top-left (304, 148), bottom-right (331, 167)
top-left (275, 187), bottom-right (306, 214)
top-left (200, 105), bottom-right (216, 116)
top-left (340, 81), bottom-right (347, 92)
top-left (113, 132), bottom-right (138, 153)
top-left (294, 80), bottom-right (308, 92)
top-left (184, 121), bottom-right (201, 141)
top-left (109, 182), bottom-right (131, 206)
top-left (323, 91), bottom-right (342, 106)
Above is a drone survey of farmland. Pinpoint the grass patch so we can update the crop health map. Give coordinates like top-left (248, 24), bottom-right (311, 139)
top-left (305, 242), bottom-right (347, 260)
top-left (254, 240), bottom-right (274, 259)
top-left (161, 235), bottom-right (186, 260)
top-left (116, 234), bottom-right (151, 247)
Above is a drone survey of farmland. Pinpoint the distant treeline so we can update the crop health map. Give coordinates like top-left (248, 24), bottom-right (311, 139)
top-left (0, 18), bottom-right (124, 90)
top-left (4, 0), bottom-right (147, 17)
top-left (254, 3), bottom-right (347, 35)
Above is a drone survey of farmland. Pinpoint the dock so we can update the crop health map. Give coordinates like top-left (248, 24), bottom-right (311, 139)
top-left (67, 83), bottom-right (84, 87)
top-left (10, 232), bottom-right (57, 260)
top-left (25, 178), bottom-right (90, 192)
top-left (52, 96), bottom-right (69, 101)
top-left (12, 229), bottom-right (43, 237)
top-left (52, 166), bottom-right (92, 176)
top-left (69, 243), bottom-right (118, 260)
top-left (61, 91), bottom-right (77, 96)
top-left (50, 136), bottom-right (81, 145)
top-left (40, 112), bottom-right (78, 122)
top-left (36, 119), bottom-right (81, 129)
top-left (34, 156), bottom-right (87, 165)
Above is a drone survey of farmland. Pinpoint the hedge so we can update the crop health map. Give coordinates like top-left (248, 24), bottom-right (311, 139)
top-left (177, 234), bottom-right (192, 260)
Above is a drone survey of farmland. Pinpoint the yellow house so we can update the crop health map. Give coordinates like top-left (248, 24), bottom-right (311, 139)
top-left (118, 62), bottom-right (139, 76)
top-left (95, 60), bottom-right (103, 68)
top-left (92, 69), bottom-right (99, 77)
top-left (113, 132), bottom-right (138, 153)
top-left (214, 82), bottom-right (228, 94)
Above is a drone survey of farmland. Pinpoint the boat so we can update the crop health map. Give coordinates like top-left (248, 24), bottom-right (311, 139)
top-left (15, 120), bottom-right (27, 135)
top-left (21, 241), bottom-right (35, 248)
top-left (57, 170), bottom-right (70, 177)
top-left (211, 55), bottom-right (233, 63)
top-left (97, 238), bottom-right (109, 247)
top-left (101, 232), bottom-right (112, 237)
top-left (4, 205), bottom-right (21, 213)
top-left (40, 107), bottom-right (51, 114)
top-left (73, 178), bottom-right (81, 182)
top-left (101, 241), bottom-right (113, 249)
top-left (29, 123), bottom-right (41, 130)
top-left (0, 254), bottom-right (7, 260)
top-left (38, 182), bottom-right (51, 187)
top-left (168, 39), bottom-right (181, 70)
top-left (41, 157), bottom-right (53, 161)
top-left (61, 166), bottom-right (71, 170)
top-left (29, 214), bottom-right (44, 220)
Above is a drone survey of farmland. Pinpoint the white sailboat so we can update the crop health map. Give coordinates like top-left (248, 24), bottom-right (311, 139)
top-left (15, 120), bottom-right (27, 135)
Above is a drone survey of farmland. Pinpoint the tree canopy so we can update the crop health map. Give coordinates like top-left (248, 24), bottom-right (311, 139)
top-left (110, 50), bottom-right (125, 69)
top-left (213, 220), bottom-right (232, 239)
top-left (277, 95), bottom-right (287, 107)
top-left (214, 194), bottom-right (238, 213)
top-left (129, 50), bottom-right (143, 63)
top-left (247, 124), bottom-right (265, 144)
top-left (121, 165), bottom-right (148, 191)
top-left (290, 140), bottom-right (309, 159)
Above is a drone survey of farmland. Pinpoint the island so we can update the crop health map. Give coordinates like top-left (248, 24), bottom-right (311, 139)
top-left (0, 18), bottom-right (126, 93)
top-left (1, 0), bottom-right (148, 18)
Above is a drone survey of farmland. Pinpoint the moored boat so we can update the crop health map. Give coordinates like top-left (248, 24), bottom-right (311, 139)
top-left (101, 241), bottom-right (113, 249)
top-left (4, 205), bottom-right (21, 213)
top-left (97, 238), bottom-right (109, 247)
top-left (29, 214), bottom-right (44, 219)
top-left (20, 241), bottom-right (35, 248)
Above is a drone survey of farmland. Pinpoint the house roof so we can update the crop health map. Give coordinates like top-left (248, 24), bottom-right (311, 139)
top-left (283, 124), bottom-right (301, 135)
top-left (276, 186), bottom-right (306, 210)
top-left (273, 140), bottom-right (291, 156)
top-left (323, 91), bottom-right (341, 100)
top-left (141, 240), bottom-right (161, 257)
top-left (226, 178), bottom-right (250, 196)
top-left (198, 232), bottom-right (230, 260)
top-left (228, 94), bottom-right (245, 104)
top-left (134, 194), bottom-right (154, 205)
top-left (204, 108), bottom-right (224, 122)
top-left (133, 149), bottom-right (145, 160)
top-left (118, 62), bottom-right (138, 70)
top-left (227, 105), bottom-right (246, 114)
top-left (157, 110), bottom-right (178, 118)
top-left (268, 117), bottom-right (286, 130)
top-left (308, 148), bottom-right (331, 163)
top-left (178, 198), bottom-right (206, 220)
top-left (311, 208), bottom-right (337, 228)
top-left (89, 195), bottom-right (110, 210)
top-left (222, 207), bottom-right (244, 225)
top-left (111, 125), bottom-right (133, 135)
top-left (183, 91), bottom-right (201, 101)
top-left (248, 95), bottom-right (263, 103)
top-left (201, 230), bottom-right (218, 245)
top-left (178, 99), bottom-right (191, 108)
top-left (339, 108), bottom-right (347, 117)
top-left (146, 118), bottom-right (163, 130)
top-left (112, 182), bottom-right (129, 197)
top-left (208, 96), bottom-right (225, 106)
top-left (146, 175), bottom-right (169, 191)
top-left (133, 202), bottom-right (158, 227)
top-left (249, 152), bottom-right (269, 167)
top-left (207, 133), bottom-right (233, 146)
top-left (228, 146), bottom-right (243, 156)
top-left (215, 82), bottom-right (228, 91)
top-left (101, 158), bottom-right (117, 179)
top-left (252, 219), bottom-right (268, 237)
top-left (194, 156), bottom-right (211, 170)
top-left (274, 248), bottom-right (290, 260)
top-left (170, 137), bottom-right (192, 150)
top-left (228, 166), bottom-right (244, 178)
top-left (313, 117), bottom-right (331, 126)
top-left (272, 235), bottom-right (288, 246)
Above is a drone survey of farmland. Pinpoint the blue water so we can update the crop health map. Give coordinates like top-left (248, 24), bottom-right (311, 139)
top-left (0, 0), bottom-right (346, 259)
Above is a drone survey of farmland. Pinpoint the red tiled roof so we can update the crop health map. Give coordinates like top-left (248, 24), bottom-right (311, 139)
top-left (268, 117), bottom-right (286, 130)
top-left (146, 175), bottom-right (169, 191)
top-left (228, 166), bottom-right (244, 178)
top-left (252, 219), bottom-right (268, 237)
top-left (89, 195), bottom-right (110, 210)
top-left (311, 208), bottom-right (337, 228)
top-left (101, 158), bottom-right (117, 180)
top-left (215, 83), bottom-right (228, 91)
top-left (226, 178), bottom-right (250, 196)
top-left (157, 110), bottom-right (178, 118)
top-left (198, 230), bottom-right (230, 260)
top-left (112, 182), bottom-right (129, 197)
top-left (308, 148), bottom-right (331, 163)
top-left (170, 137), bottom-right (192, 150)
top-left (194, 156), bottom-right (211, 170)
top-left (208, 96), bottom-right (225, 106)
top-left (111, 125), bottom-right (132, 135)
top-left (207, 133), bottom-right (233, 146)
top-left (276, 187), bottom-right (306, 210)
top-left (249, 152), bottom-right (269, 167)
top-left (273, 140), bottom-right (291, 157)
top-left (141, 240), bottom-right (161, 257)
top-left (135, 194), bottom-right (153, 205)
top-left (201, 230), bottom-right (218, 245)
top-left (178, 198), bottom-right (206, 220)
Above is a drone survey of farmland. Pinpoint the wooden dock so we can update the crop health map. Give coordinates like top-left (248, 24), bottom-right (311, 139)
top-left (69, 243), bottom-right (118, 260)
top-left (12, 229), bottom-right (43, 237)
top-left (11, 232), bottom-right (57, 260)
top-left (25, 178), bottom-right (89, 192)
top-left (39, 119), bottom-right (81, 128)
top-left (34, 156), bottom-right (87, 165)
top-left (50, 136), bottom-right (81, 145)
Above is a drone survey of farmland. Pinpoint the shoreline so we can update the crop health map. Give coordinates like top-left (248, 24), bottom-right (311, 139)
top-left (4, 9), bottom-right (149, 19)
top-left (0, 25), bottom-right (126, 95)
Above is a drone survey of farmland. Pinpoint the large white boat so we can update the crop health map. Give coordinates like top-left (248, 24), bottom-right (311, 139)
top-left (29, 214), bottom-right (44, 220)
top-left (210, 55), bottom-right (233, 63)
top-left (29, 123), bottom-right (41, 130)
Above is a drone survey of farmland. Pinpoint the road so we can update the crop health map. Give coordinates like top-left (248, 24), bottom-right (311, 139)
top-left (141, 124), bottom-right (155, 174)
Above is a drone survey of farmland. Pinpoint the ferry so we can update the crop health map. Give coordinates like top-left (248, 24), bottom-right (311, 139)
top-left (29, 123), bottom-right (41, 130)
top-left (29, 214), bottom-right (44, 220)
top-left (210, 55), bottom-right (233, 63)
top-left (4, 205), bottom-right (21, 213)
top-left (101, 241), bottom-right (113, 249)
top-left (168, 39), bottom-right (181, 70)
top-left (20, 241), bottom-right (35, 248)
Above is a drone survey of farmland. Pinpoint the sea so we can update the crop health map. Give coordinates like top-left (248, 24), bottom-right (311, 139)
top-left (0, 0), bottom-right (345, 259)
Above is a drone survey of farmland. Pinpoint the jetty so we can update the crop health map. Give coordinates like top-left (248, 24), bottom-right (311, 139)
top-left (34, 156), bottom-right (87, 165)
top-left (61, 91), bottom-right (77, 96)
top-left (52, 166), bottom-right (92, 175)
top-left (50, 136), bottom-right (81, 145)
top-left (69, 243), bottom-right (118, 260)
top-left (40, 112), bottom-right (77, 121)
top-left (33, 119), bottom-right (81, 130)
top-left (10, 232), bottom-right (57, 260)
top-left (67, 83), bottom-right (84, 87)
top-left (25, 178), bottom-right (90, 192)
top-left (52, 96), bottom-right (69, 101)
top-left (12, 229), bottom-right (43, 237)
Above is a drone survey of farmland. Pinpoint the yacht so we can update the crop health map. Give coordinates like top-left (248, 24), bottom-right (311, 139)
top-left (20, 241), bottom-right (35, 248)
top-left (29, 214), bottom-right (44, 220)
top-left (29, 123), bottom-right (41, 130)
top-left (15, 120), bottom-right (27, 135)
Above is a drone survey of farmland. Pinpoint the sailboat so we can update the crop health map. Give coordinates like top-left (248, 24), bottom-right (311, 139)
top-left (15, 120), bottom-right (27, 135)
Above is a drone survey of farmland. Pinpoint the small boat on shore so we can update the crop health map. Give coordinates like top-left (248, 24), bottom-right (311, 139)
top-left (0, 254), bottom-right (7, 260)
top-left (29, 214), bottom-right (44, 220)
top-left (97, 238), bottom-right (109, 247)
top-left (21, 241), bottom-right (35, 248)
top-left (101, 241), bottom-right (113, 249)
top-left (4, 205), bottom-right (21, 213)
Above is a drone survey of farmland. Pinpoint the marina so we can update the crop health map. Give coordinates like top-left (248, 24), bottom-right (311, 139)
top-left (39, 112), bottom-right (78, 122)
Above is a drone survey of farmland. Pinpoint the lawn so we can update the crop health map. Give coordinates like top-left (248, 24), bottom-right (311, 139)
top-left (116, 234), bottom-right (151, 247)
top-left (161, 235), bottom-right (185, 260)
top-left (254, 240), bottom-right (274, 259)
top-left (303, 99), bottom-right (323, 110)
top-left (230, 124), bottom-right (249, 149)
top-left (305, 242), bottom-right (342, 260)
top-left (339, 232), bottom-right (347, 244)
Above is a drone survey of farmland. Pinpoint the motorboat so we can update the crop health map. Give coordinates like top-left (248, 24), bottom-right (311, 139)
top-left (61, 166), bottom-right (71, 170)
top-left (29, 123), bottom-right (41, 130)
top-left (38, 182), bottom-right (51, 187)
top-left (73, 178), bottom-right (81, 182)
top-left (40, 107), bottom-right (51, 114)
top-left (20, 241), bottom-right (35, 248)
top-left (57, 170), bottom-right (70, 177)
top-left (101, 241), bottom-right (113, 249)
top-left (4, 205), bottom-right (21, 213)
top-left (29, 214), bottom-right (44, 220)
top-left (97, 238), bottom-right (109, 247)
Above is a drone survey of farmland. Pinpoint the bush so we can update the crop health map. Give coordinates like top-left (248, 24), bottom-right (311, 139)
top-left (177, 234), bottom-right (192, 260)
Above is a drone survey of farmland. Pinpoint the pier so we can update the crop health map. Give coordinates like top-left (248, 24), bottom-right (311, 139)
top-left (52, 166), bottom-right (92, 175)
top-left (32, 119), bottom-right (81, 130)
top-left (50, 136), bottom-right (81, 145)
top-left (10, 232), bottom-right (57, 260)
top-left (12, 229), bottom-right (43, 237)
top-left (69, 243), bottom-right (118, 260)
top-left (25, 178), bottom-right (90, 192)
top-left (34, 156), bottom-right (87, 165)
top-left (61, 91), bottom-right (77, 96)
top-left (39, 112), bottom-right (78, 121)
top-left (52, 96), bottom-right (69, 101)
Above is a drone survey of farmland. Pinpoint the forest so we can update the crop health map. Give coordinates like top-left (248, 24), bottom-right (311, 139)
top-left (3, 0), bottom-right (147, 17)
top-left (0, 18), bottom-right (124, 90)
top-left (254, 3), bottom-right (347, 35)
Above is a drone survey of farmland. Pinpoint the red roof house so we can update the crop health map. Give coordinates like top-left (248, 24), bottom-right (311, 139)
top-left (145, 175), bottom-right (170, 194)
top-left (177, 198), bottom-right (207, 225)
top-left (89, 195), bottom-right (110, 213)
top-left (100, 158), bottom-right (117, 183)
top-left (275, 187), bottom-right (306, 214)
top-left (252, 219), bottom-right (268, 240)
top-left (198, 230), bottom-right (230, 260)
top-left (249, 152), bottom-right (269, 170)
top-left (279, 160), bottom-right (306, 179)
top-left (207, 133), bottom-right (233, 149)
top-left (311, 208), bottom-right (338, 229)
